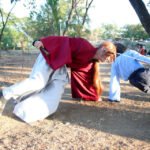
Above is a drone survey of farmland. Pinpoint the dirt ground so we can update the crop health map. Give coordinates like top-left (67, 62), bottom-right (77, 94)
top-left (0, 50), bottom-right (149, 150)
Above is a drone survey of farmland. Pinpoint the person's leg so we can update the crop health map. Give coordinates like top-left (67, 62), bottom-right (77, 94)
top-left (129, 68), bottom-right (150, 93)
top-left (2, 53), bottom-right (54, 100)
top-left (13, 66), bottom-right (69, 123)
top-left (142, 68), bottom-right (150, 93)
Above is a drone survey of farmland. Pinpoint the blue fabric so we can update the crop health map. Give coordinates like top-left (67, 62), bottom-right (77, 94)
top-left (109, 50), bottom-right (150, 101)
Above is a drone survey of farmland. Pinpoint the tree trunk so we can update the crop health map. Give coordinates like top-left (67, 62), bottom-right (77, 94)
top-left (82, 0), bottom-right (94, 26)
top-left (129, 0), bottom-right (150, 36)
top-left (0, 2), bottom-right (17, 45)
top-left (63, 0), bottom-right (75, 36)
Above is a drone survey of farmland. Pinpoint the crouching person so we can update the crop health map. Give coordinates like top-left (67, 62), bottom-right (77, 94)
top-left (0, 53), bottom-right (69, 123)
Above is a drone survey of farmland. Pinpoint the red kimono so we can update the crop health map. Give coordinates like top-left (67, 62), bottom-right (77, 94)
top-left (40, 36), bottom-right (99, 101)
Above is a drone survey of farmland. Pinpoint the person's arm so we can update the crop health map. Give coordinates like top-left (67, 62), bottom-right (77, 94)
top-left (131, 50), bottom-right (150, 64)
top-left (109, 63), bottom-right (121, 101)
top-left (93, 62), bottom-right (103, 96)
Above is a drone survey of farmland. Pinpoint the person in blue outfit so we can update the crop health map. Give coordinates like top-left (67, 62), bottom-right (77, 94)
top-left (108, 43), bottom-right (150, 102)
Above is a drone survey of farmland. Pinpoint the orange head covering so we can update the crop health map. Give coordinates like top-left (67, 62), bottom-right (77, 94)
top-left (98, 41), bottom-right (116, 61)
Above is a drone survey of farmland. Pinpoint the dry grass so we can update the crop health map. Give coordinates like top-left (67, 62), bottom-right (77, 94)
top-left (0, 50), bottom-right (149, 150)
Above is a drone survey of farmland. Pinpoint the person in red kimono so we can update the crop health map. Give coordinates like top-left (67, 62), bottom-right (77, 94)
top-left (0, 36), bottom-right (116, 123)
top-left (34, 36), bottom-right (116, 101)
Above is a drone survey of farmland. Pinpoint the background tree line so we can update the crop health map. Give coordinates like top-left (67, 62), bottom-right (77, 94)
top-left (0, 0), bottom-right (150, 50)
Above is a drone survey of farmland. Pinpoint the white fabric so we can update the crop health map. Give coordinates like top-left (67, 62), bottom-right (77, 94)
top-left (2, 53), bottom-right (69, 123)
top-left (13, 79), bottom-right (66, 123)
top-left (3, 54), bottom-right (54, 100)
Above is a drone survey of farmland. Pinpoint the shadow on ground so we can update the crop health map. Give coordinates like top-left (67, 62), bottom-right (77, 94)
top-left (51, 100), bottom-right (150, 142)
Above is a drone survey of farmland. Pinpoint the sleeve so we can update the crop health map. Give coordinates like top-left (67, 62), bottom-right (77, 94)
top-left (40, 36), bottom-right (72, 70)
top-left (131, 50), bottom-right (150, 64)
top-left (109, 63), bottom-right (121, 101)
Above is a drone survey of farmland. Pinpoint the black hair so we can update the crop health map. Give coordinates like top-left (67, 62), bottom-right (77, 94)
top-left (114, 43), bottom-right (127, 54)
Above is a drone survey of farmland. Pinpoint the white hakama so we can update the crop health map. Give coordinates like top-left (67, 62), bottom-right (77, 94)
top-left (3, 53), bottom-right (69, 123)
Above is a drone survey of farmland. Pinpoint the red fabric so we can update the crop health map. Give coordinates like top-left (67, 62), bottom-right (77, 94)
top-left (139, 48), bottom-right (145, 55)
top-left (40, 36), bottom-right (72, 70)
top-left (71, 63), bottom-right (99, 101)
top-left (40, 36), bottom-right (97, 69)
top-left (67, 37), bottom-right (97, 69)
top-left (40, 36), bottom-right (99, 101)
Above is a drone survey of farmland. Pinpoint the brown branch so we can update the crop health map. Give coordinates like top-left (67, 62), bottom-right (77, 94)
top-left (129, 0), bottom-right (150, 35)
top-left (82, 0), bottom-right (94, 26)
top-left (63, 0), bottom-right (75, 35)
top-left (0, 9), bottom-right (5, 26)
top-left (0, 1), bottom-right (17, 42)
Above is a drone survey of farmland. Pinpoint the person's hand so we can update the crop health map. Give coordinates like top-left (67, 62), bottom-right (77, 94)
top-left (34, 41), bottom-right (44, 49)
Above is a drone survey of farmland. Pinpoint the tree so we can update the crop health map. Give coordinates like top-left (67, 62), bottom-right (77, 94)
top-left (129, 0), bottom-right (150, 36)
top-left (62, 0), bottom-right (94, 36)
top-left (24, 0), bottom-right (94, 37)
top-left (47, 0), bottom-right (60, 35)
top-left (0, 15), bottom-right (31, 50)
top-left (24, 4), bottom-right (55, 39)
top-left (121, 24), bottom-right (149, 40)
top-left (100, 24), bottom-right (120, 40)
top-left (0, 0), bottom-right (19, 45)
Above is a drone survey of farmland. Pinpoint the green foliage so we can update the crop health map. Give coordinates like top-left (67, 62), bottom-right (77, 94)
top-left (121, 24), bottom-right (149, 40)
top-left (24, 4), bottom-right (55, 39)
top-left (47, 0), bottom-right (60, 35)
top-left (100, 24), bottom-right (121, 40)
top-left (1, 26), bottom-right (28, 50)
top-left (25, 0), bottom-right (92, 37)
top-left (0, 13), bottom-right (30, 50)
